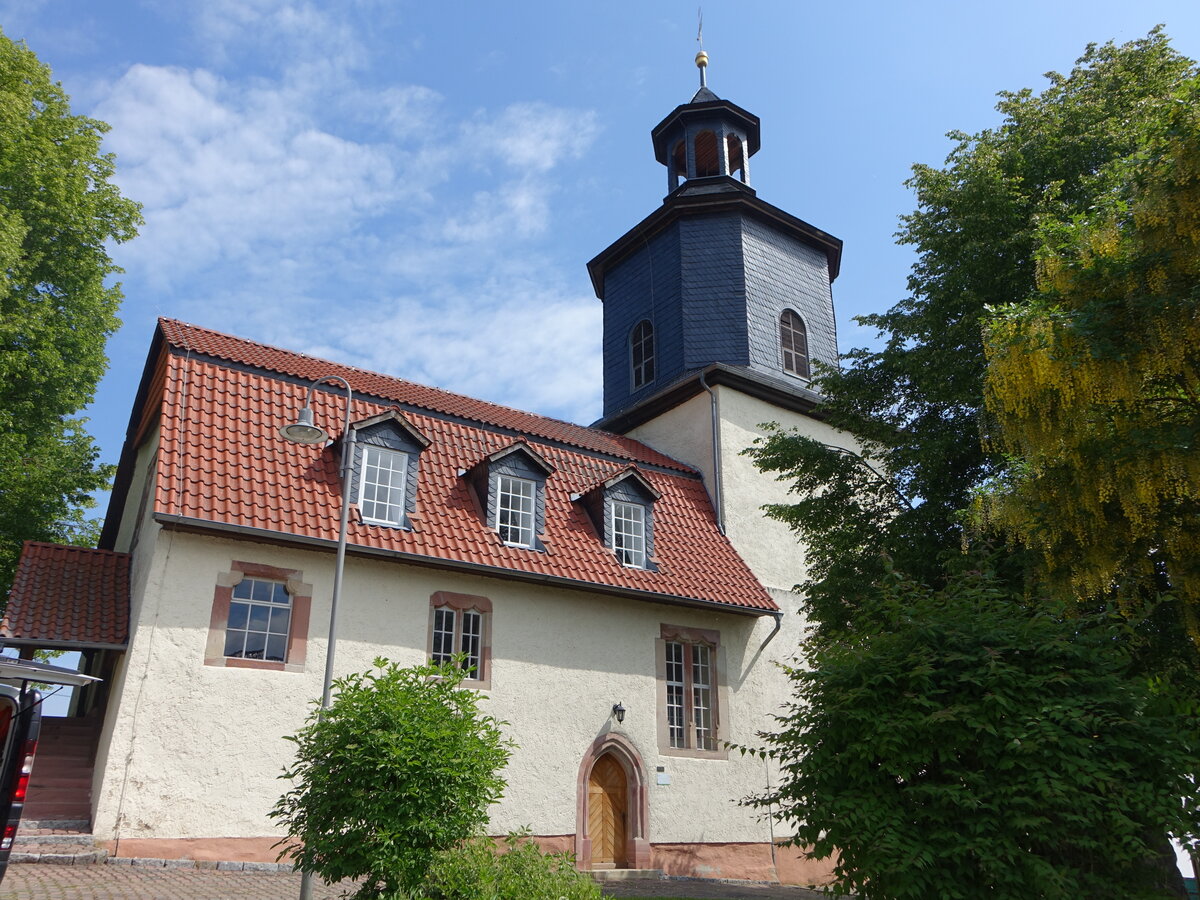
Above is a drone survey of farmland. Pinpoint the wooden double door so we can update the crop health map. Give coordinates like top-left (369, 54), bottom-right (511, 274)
top-left (587, 753), bottom-right (628, 868)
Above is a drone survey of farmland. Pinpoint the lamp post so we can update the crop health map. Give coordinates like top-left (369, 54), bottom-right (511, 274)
top-left (280, 374), bottom-right (355, 900)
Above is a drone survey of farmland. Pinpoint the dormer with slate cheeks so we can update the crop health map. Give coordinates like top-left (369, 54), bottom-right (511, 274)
top-left (588, 53), bottom-right (843, 423)
top-left (466, 441), bottom-right (554, 551)
top-left (575, 467), bottom-right (662, 571)
top-left (349, 411), bottom-right (430, 529)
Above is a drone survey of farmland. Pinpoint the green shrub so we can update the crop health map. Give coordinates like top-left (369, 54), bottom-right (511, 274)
top-left (271, 658), bottom-right (512, 899)
top-left (417, 832), bottom-right (601, 900)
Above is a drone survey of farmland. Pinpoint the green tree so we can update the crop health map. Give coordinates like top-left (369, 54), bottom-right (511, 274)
top-left (271, 658), bottom-right (512, 900)
top-left (746, 30), bottom-right (1200, 897)
top-left (744, 562), bottom-right (1200, 900)
top-left (753, 29), bottom-right (1200, 641)
top-left (979, 100), bottom-right (1200, 647)
top-left (0, 29), bottom-right (141, 590)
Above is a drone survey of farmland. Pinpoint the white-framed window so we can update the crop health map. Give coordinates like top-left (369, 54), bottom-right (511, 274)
top-left (358, 445), bottom-right (408, 525)
top-left (224, 577), bottom-right (291, 663)
top-left (658, 625), bottom-right (723, 757)
top-left (432, 607), bottom-right (484, 678)
top-left (428, 592), bottom-right (493, 688)
top-left (612, 501), bottom-right (647, 568)
top-left (496, 475), bottom-right (536, 547)
top-left (631, 320), bottom-right (655, 390)
top-left (780, 309), bottom-right (810, 379)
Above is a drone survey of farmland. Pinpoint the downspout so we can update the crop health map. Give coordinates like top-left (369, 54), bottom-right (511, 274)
top-left (697, 369), bottom-right (724, 534)
top-left (760, 609), bottom-right (784, 649)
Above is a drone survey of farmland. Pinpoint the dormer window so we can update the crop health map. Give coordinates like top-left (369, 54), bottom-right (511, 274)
top-left (576, 467), bottom-right (661, 570)
top-left (359, 446), bottom-right (408, 526)
top-left (497, 475), bottom-right (536, 547)
top-left (349, 411), bottom-right (430, 529)
top-left (466, 441), bottom-right (554, 552)
top-left (612, 501), bottom-right (647, 568)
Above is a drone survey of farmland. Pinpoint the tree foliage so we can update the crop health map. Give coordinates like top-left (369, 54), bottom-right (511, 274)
top-left (0, 29), bottom-right (141, 590)
top-left (753, 29), bottom-right (1200, 641)
top-left (272, 659), bottom-right (512, 899)
top-left (744, 563), bottom-right (1200, 900)
top-left (980, 100), bottom-right (1200, 645)
top-left (746, 30), bottom-right (1200, 897)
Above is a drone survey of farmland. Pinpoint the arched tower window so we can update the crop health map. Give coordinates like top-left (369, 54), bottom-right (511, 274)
top-left (780, 310), bottom-right (809, 379)
top-left (693, 130), bottom-right (719, 177)
top-left (726, 134), bottom-right (745, 182)
top-left (631, 320), bottom-right (655, 389)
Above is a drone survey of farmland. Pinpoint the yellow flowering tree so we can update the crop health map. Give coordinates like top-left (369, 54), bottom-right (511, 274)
top-left (981, 101), bottom-right (1200, 647)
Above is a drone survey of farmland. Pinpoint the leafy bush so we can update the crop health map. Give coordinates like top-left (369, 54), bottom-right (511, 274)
top-left (418, 832), bottom-right (601, 900)
top-left (271, 658), bottom-right (512, 899)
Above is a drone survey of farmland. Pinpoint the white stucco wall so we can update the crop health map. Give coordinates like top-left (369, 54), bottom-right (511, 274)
top-left (93, 528), bottom-right (796, 849)
top-left (627, 384), bottom-right (862, 842)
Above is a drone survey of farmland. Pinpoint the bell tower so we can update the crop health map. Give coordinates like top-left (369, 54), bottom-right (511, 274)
top-left (588, 53), bottom-right (854, 600)
top-left (589, 52), bottom-right (843, 428)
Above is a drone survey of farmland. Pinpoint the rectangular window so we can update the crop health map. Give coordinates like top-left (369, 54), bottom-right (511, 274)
top-left (428, 594), bottom-right (491, 685)
top-left (496, 475), bottom-right (535, 547)
top-left (359, 445), bottom-right (408, 525)
top-left (224, 578), bottom-right (291, 662)
top-left (612, 501), bottom-right (646, 568)
top-left (658, 626), bottom-right (723, 757)
top-left (665, 640), bottom-right (686, 748)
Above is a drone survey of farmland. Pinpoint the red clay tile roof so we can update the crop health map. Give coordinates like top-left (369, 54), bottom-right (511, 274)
top-left (3, 543), bottom-right (130, 647)
top-left (147, 319), bottom-right (776, 614)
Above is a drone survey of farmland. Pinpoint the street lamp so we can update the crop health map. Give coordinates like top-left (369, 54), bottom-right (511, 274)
top-left (280, 375), bottom-right (355, 900)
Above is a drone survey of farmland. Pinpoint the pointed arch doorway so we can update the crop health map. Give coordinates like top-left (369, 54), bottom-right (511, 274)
top-left (576, 732), bottom-right (651, 870)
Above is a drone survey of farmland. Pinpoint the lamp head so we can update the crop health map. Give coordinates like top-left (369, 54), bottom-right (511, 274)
top-left (612, 702), bottom-right (626, 724)
top-left (280, 406), bottom-right (329, 445)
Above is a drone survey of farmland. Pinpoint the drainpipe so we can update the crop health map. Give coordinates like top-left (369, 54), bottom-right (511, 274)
top-left (760, 610), bottom-right (784, 650)
top-left (697, 369), bottom-right (724, 534)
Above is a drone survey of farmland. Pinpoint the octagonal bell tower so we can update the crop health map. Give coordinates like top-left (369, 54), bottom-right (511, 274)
top-left (589, 51), bottom-right (843, 427)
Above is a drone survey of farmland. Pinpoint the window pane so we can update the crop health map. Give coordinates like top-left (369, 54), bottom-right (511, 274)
top-left (265, 634), bottom-right (288, 663)
top-left (243, 631), bottom-right (267, 660)
top-left (360, 445), bottom-right (408, 525)
top-left (247, 603), bottom-right (270, 632)
top-left (227, 601), bottom-right (249, 631)
top-left (460, 611), bottom-right (482, 678)
top-left (250, 579), bottom-right (273, 604)
top-left (268, 607), bottom-right (291, 636)
top-left (224, 630), bottom-right (246, 658)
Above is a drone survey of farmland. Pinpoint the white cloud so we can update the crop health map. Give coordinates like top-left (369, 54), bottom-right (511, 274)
top-left (465, 102), bottom-right (600, 173)
top-left (90, 5), bottom-right (604, 423)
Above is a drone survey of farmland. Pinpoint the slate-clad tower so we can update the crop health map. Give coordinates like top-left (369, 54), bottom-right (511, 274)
top-left (589, 51), bottom-right (854, 612)
top-left (589, 50), bottom-right (843, 428)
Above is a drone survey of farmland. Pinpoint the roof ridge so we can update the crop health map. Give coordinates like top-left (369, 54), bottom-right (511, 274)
top-left (156, 318), bottom-right (695, 473)
top-left (23, 541), bottom-right (129, 558)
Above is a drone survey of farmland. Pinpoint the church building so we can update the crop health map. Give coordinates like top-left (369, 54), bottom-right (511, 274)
top-left (2, 52), bottom-right (853, 885)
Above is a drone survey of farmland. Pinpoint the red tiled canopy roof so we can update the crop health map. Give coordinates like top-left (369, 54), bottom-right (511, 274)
top-left (140, 319), bottom-right (776, 614)
top-left (3, 543), bottom-right (130, 648)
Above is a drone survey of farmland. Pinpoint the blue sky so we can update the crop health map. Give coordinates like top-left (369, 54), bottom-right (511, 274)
top-left (5, 1), bottom-right (1200, 474)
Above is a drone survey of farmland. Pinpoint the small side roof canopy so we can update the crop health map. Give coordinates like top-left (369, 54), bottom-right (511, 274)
top-left (0, 658), bottom-right (100, 689)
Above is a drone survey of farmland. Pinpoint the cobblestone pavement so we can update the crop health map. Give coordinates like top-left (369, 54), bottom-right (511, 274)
top-left (0, 864), bottom-right (839, 900)
top-left (0, 864), bottom-right (351, 900)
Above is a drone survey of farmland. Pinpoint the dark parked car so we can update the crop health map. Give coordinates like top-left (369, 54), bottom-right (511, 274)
top-left (0, 659), bottom-right (99, 884)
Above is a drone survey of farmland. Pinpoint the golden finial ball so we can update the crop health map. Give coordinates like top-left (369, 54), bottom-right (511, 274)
top-left (695, 50), bottom-right (709, 68)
